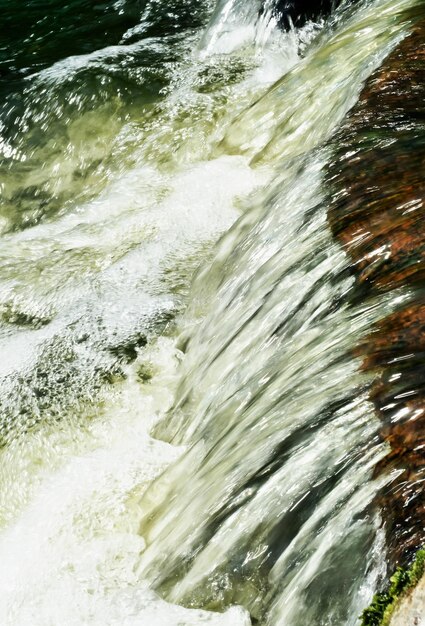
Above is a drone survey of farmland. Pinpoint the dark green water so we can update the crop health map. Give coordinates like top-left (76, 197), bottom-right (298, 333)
top-left (0, 0), bottom-right (208, 232)
top-left (0, 0), bottom-right (206, 81)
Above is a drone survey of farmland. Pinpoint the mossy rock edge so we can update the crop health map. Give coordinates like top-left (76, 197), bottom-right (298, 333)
top-left (361, 549), bottom-right (425, 626)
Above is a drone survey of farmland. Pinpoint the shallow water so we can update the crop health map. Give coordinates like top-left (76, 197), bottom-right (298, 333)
top-left (0, 0), bottom-right (422, 624)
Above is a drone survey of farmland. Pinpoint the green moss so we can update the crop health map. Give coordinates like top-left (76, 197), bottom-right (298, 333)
top-left (361, 549), bottom-right (425, 626)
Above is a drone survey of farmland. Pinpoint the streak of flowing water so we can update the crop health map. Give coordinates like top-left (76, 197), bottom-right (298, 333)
top-left (0, 0), bottom-right (421, 624)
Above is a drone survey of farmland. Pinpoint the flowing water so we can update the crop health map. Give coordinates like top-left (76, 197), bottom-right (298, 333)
top-left (0, 0), bottom-right (422, 624)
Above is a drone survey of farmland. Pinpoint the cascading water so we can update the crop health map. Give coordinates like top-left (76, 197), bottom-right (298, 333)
top-left (0, 0), bottom-right (422, 624)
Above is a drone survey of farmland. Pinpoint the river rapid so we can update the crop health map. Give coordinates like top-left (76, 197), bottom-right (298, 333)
top-left (0, 1), bottom-right (422, 624)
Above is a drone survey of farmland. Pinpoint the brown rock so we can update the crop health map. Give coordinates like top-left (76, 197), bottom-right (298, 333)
top-left (327, 16), bottom-right (425, 566)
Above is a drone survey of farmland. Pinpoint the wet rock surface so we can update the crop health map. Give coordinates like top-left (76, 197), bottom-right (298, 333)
top-left (328, 15), bottom-right (425, 568)
top-left (390, 577), bottom-right (425, 626)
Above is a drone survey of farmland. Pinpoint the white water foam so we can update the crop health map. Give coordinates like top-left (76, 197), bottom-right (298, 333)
top-left (0, 338), bottom-right (250, 626)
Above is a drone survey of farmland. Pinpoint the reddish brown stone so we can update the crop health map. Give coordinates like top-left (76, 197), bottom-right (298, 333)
top-left (327, 16), bottom-right (425, 565)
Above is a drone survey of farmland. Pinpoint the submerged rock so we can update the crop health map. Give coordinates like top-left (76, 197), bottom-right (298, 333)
top-left (269, 0), bottom-right (352, 27)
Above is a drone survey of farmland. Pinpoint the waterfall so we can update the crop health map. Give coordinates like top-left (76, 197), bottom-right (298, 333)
top-left (0, 0), bottom-right (422, 624)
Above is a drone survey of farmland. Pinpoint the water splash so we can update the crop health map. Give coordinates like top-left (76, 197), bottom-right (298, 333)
top-left (0, 0), bottom-right (422, 624)
top-left (132, 0), bottom-right (420, 623)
